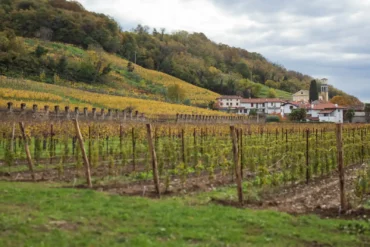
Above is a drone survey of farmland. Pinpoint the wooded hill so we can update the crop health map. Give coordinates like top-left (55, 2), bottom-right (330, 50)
top-left (0, 0), bottom-right (361, 106)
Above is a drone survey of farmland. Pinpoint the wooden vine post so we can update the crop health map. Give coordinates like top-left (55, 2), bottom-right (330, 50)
top-left (50, 124), bottom-right (54, 165)
top-left (10, 122), bottom-right (15, 152)
top-left (19, 122), bottom-right (35, 181)
top-left (146, 124), bottom-right (161, 198)
top-left (181, 128), bottom-right (186, 164)
top-left (230, 126), bottom-right (243, 205)
top-left (305, 129), bottom-right (310, 184)
top-left (361, 129), bottom-right (364, 164)
top-left (239, 128), bottom-right (244, 179)
top-left (335, 123), bottom-right (347, 212)
top-left (132, 127), bottom-right (136, 171)
top-left (73, 119), bottom-right (92, 188)
top-left (119, 124), bottom-right (123, 159)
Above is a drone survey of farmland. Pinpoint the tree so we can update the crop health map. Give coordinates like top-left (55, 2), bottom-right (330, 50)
top-left (35, 45), bottom-right (49, 58)
top-left (265, 80), bottom-right (280, 89)
top-left (289, 108), bottom-right (307, 122)
top-left (235, 62), bottom-right (251, 79)
top-left (330, 95), bottom-right (358, 107)
top-left (345, 109), bottom-right (355, 123)
top-left (309, 80), bottom-right (318, 103)
top-left (249, 109), bottom-right (257, 116)
top-left (251, 84), bottom-right (262, 97)
top-left (267, 88), bottom-right (277, 98)
top-left (208, 100), bottom-right (216, 110)
top-left (167, 84), bottom-right (186, 103)
top-left (127, 62), bottom-right (135, 72)
top-left (365, 104), bottom-right (370, 123)
top-left (57, 56), bottom-right (68, 73)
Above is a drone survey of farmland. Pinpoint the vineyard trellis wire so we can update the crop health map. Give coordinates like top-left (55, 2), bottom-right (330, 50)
top-left (1, 121), bottom-right (370, 204)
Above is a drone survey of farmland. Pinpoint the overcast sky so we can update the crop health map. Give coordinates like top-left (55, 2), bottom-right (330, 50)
top-left (79, 0), bottom-right (370, 102)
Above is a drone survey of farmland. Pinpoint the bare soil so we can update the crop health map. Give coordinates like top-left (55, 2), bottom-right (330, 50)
top-left (211, 164), bottom-right (370, 219)
top-left (2, 161), bottom-right (370, 218)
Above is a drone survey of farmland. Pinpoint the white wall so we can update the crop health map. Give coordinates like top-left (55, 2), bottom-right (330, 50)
top-left (218, 98), bottom-right (240, 108)
top-left (281, 104), bottom-right (298, 117)
top-left (317, 109), bottom-right (343, 123)
top-left (240, 101), bottom-right (283, 115)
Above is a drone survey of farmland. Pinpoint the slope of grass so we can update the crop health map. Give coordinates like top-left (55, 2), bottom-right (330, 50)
top-left (0, 181), bottom-right (368, 247)
top-left (0, 76), bottom-right (226, 116)
top-left (259, 84), bottom-right (292, 100)
top-left (24, 39), bottom-right (220, 106)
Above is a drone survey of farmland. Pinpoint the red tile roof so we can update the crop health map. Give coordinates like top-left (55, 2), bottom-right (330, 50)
top-left (303, 102), bottom-right (347, 110)
top-left (216, 95), bottom-right (242, 100)
top-left (319, 110), bottom-right (335, 114)
top-left (241, 98), bottom-right (285, 103)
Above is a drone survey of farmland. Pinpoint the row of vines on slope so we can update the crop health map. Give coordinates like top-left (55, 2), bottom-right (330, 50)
top-left (0, 122), bottom-right (370, 198)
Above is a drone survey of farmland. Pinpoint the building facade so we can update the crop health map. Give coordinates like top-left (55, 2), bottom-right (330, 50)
top-left (216, 96), bottom-right (242, 112)
top-left (238, 98), bottom-right (284, 115)
top-left (305, 103), bottom-right (345, 123)
top-left (292, 90), bottom-right (309, 103)
top-left (281, 102), bottom-right (299, 118)
top-left (216, 95), bottom-right (346, 123)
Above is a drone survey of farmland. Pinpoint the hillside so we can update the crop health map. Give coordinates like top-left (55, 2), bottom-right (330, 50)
top-left (0, 76), bottom-right (227, 116)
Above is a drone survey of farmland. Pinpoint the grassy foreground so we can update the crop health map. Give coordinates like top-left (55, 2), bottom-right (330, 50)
top-left (0, 182), bottom-right (368, 247)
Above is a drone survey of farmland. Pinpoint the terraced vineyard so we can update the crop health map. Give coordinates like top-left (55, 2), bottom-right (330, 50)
top-left (0, 76), bottom-right (226, 116)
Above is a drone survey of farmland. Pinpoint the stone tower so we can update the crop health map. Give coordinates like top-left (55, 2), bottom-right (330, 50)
top-left (320, 82), bottom-right (329, 102)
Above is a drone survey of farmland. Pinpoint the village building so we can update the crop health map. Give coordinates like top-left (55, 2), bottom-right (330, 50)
top-left (216, 93), bottom-right (346, 123)
top-left (304, 102), bottom-right (345, 123)
top-left (238, 98), bottom-right (285, 115)
top-left (292, 90), bottom-right (309, 103)
top-left (216, 95), bottom-right (242, 113)
top-left (281, 102), bottom-right (300, 118)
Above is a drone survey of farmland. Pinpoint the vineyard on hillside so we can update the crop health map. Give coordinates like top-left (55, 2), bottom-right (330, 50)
top-left (1, 121), bottom-right (370, 213)
top-left (0, 76), bottom-right (226, 116)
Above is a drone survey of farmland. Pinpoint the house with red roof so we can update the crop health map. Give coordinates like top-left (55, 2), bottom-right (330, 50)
top-left (216, 96), bottom-right (346, 123)
top-left (304, 102), bottom-right (346, 123)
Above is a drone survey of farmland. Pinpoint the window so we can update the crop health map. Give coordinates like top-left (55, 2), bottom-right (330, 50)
top-left (236, 103), bottom-right (239, 106)
top-left (251, 103), bottom-right (254, 107)
top-left (262, 103), bottom-right (265, 107)
top-left (220, 103), bottom-right (223, 106)
top-left (290, 106), bottom-right (293, 110)
top-left (301, 92), bottom-right (303, 94)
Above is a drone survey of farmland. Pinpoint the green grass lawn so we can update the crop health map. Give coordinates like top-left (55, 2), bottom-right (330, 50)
top-left (258, 85), bottom-right (292, 100)
top-left (0, 182), bottom-right (369, 247)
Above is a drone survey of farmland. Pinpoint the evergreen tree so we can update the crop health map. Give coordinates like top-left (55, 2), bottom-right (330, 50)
top-left (309, 80), bottom-right (318, 103)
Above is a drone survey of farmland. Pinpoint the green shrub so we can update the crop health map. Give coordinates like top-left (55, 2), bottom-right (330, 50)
top-left (266, 115), bottom-right (280, 123)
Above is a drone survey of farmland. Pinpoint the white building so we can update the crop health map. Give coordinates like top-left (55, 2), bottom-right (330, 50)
top-left (305, 103), bottom-right (345, 123)
top-left (281, 102), bottom-right (299, 118)
top-left (216, 95), bottom-right (242, 112)
top-left (238, 98), bottom-right (285, 115)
